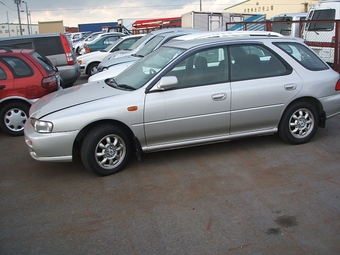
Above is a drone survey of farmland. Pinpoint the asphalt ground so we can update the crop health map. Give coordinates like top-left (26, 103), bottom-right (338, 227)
top-left (1, 75), bottom-right (340, 254)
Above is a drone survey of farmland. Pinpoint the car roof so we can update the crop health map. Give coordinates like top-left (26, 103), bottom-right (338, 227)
top-left (0, 33), bottom-right (65, 41)
top-left (173, 31), bottom-right (283, 41)
top-left (164, 36), bottom-right (302, 50)
top-left (148, 28), bottom-right (200, 35)
top-left (0, 47), bottom-right (34, 54)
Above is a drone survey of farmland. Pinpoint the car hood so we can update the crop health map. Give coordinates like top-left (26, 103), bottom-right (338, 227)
top-left (102, 55), bottom-right (140, 68)
top-left (77, 51), bottom-right (106, 61)
top-left (30, 81), bottom-right (126, 118)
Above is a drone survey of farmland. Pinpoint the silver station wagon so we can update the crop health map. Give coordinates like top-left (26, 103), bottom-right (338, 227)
top-left (24, 37), bottom-right (340, 176)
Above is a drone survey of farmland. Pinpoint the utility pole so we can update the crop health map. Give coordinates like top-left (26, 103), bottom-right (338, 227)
top-left (7, 11), bottom-right (11, 36)
top-left (22, 0), bottom-right (30, 34)
top-left (14, 0), bottom-right (23, 35)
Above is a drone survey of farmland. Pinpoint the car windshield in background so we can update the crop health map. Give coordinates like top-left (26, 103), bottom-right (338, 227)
top-left (112, 46), bottom-right (185, 89)
top-left (133, 35), bottom-right (165, 57)
top-left (274, 42), bottom-right (329, 71)
top-left (126, 33), bottom-right (152, 50)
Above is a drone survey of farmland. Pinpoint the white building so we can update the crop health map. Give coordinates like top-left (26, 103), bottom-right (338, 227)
top-left (0, 23), bottom-right (39, 38)
top-left (224, 0), bottom-right (319, 19)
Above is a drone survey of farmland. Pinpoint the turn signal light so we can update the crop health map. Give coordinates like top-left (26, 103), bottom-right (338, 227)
top-left (336, 79), bottom-right (340, 91)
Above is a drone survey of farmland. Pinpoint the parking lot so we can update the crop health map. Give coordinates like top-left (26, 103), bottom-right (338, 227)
top-left (1, 75), bottom-right (340, 254)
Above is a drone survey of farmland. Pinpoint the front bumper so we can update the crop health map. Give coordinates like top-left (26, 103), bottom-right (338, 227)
top-left (24, 120), bottom-right (78, 162)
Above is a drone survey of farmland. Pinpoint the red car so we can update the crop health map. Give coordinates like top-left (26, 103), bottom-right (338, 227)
top-left (0, 47), bottom-right (59, 136)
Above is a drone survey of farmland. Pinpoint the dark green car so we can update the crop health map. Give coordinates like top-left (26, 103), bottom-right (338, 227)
top-left (83, 32), bottom-right (125, 53)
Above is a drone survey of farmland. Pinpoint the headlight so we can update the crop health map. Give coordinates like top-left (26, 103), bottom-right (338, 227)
top-left (31, 118), bottom-right (53, 133)
top-left (102, 67), bottom-right (108, 71)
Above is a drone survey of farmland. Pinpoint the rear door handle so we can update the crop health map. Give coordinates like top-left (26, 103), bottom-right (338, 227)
top-left (284, 83), bottom-right (297, 91)
top-left (212, 93), bottom-right (227, 101)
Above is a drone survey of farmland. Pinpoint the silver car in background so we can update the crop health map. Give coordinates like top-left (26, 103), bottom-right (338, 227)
top-left (24, 37), bottom-right (340, 176)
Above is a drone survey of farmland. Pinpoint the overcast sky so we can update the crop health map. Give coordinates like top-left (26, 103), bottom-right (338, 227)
top-left (0, 0), bottom-right (243, 27)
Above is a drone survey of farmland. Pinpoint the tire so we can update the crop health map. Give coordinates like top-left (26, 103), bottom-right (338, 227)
top-left (86, 62), bottom-right (99, 76)
top-left (0, 102), bottom-right (30, 136)
top-left (278, 101), bottom-right (319, 144)
top-left (81, 125), bottom-right (131, 176)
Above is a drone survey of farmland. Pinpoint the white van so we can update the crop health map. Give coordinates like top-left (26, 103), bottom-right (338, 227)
top-left (271, 13), bottom-right (307, 37)
top-left (303, 0), bottom-right (340, 65)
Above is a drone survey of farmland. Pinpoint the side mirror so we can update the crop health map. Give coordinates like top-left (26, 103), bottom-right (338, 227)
top-left (152, 76), bottom-right (178, 91)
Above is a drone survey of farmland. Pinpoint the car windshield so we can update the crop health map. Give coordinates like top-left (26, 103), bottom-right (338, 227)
top-left (102, 37), bottom-right (124, 52)
top-left (108, 46), bottom-right (185, 90)
top-left (127, 33), bottom-right (153, 50)
top-left (133, 35), bottom-right (165, 57)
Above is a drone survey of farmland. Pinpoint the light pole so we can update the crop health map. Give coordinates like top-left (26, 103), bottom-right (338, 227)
top-left (22, 0), bottom-right (30, 34)
top-left (14, 0), bottom-right (23, 35)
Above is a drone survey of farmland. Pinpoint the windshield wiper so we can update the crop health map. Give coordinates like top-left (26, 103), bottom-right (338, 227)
top-left (117, 84), bottom-right (136, 90)
top-left (131, 54), bottom-right (144, 58)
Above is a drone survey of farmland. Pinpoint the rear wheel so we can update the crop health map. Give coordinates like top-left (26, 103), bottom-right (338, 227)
top-left (278, 102), bottom-right (319, 144)
top-left (0, 102), bottom-right (30, 136)
top-left (81, 125), bottom-right (131, 176)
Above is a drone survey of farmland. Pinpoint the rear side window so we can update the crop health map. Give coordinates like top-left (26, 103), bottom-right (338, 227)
top-left (0, 66), bottom-right (7, 80)
top-left (33, 37), bottom-right (63, 56)
top-left (274, 42), bottom-right (329, 71)
top-left (230, 44), bottom-right (290, 81)
top-left (31, 51), bottom-right (55, 73)
top-left (0, 56), bottom-right (33, 77)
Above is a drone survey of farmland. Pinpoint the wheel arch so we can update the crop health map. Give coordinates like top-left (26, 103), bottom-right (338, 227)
top-left (73, 119), bottom-right (139, 157)
top-left (281, 96), bottom-right (325, 128)
top-left (0, 98), bottom-right (32, 109)
top-left (85, 61), bottom-right (100, 75)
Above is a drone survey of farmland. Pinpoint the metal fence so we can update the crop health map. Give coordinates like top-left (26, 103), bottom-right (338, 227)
top-left (226, 20), bottom-right (340, 73)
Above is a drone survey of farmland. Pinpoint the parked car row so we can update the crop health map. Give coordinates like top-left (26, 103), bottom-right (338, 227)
top-left (89, 29), bottom-right (284, 82)
top-left (77, 34), bottom-right (144, 76)
top-left (24, 36), bottom-right (340, 176)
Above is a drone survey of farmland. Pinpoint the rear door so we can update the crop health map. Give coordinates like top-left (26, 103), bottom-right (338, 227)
top-left (229, 43), bottom-right (303, 134)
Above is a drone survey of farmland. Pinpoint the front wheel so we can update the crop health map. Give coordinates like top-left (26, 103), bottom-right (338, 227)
top-left (81, 125), bottom-right (132, 176)
top-left (0, 102), bottom-right (30, 136)
top-left (278, 102), bottom-right (319, 144)
top-left (86, 62), bottom-right (99, 76)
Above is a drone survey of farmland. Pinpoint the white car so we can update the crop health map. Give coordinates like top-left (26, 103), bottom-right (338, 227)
top-left (89, 30), bottom-right (283, 82)
top-left (77, 34), bottom-right (144, 76)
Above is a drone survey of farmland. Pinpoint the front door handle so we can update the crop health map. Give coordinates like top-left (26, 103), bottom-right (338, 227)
top-left (0, 85), bottom-right (5, 90)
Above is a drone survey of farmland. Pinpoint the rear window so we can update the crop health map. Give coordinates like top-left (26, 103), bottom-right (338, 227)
top-left (0, 36), bottom-right (64, 56)
top-left (0, 56), bottom-right (33, 77)
top-left (33, 37), bottom-right (64, 56)
top-left (274, 42), bottom-right (329, 71)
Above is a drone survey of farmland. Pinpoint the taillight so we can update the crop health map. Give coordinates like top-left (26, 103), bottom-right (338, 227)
top-left (42, 75), bottom-right (58, 89)
top-left (86, 47), bottom-right (90, 53)
top-left (60, 33), bottom-right (75, 65)
top-left (336, 79), bottom-right (340, 91)
top-left (332, 36), bottom-right (336, 44)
